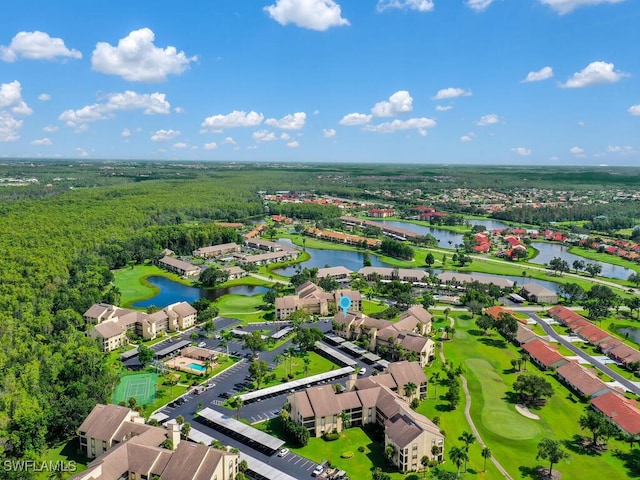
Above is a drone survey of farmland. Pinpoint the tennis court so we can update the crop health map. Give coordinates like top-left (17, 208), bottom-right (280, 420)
top-left (113, 373), bottom-right (158, 406)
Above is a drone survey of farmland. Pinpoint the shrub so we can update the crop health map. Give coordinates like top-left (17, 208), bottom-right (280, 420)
top-left (410, 398), bottom-right (420, 409)
top-left (322, 430), bottom-right (340, 441)
top-left (341, 451), bottom-right (354, 459)
top-left (358, 446), bottom-right (365, 453)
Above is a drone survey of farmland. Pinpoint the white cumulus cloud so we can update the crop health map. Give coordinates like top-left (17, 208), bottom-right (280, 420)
top-left (512, 147), bottom-right (532, 156)
top-left (281, 132), bottom-right (291, 141)
top-left (628, 105), bottom-right (640, 116)
top-left (323, 128), bottom-right (336, 138)
top-left (475, 114), bottom-right (500, 126)
top-left (265, 112), bottom-right (307, 129)
top-left (561, 61), bottom-right (628, 88)
top-left (522, 66), bottom-right (554, 83)
top-left (0, 113), bottom-right (23, 142)
top-left (201, 110), bottom-right (264, 131)
top-left (264, 0), bottom-right (350, 31)
top-left (466, 0), bottom-right (496, 11)
top-left (570, 146), bottom-right (584, 155)
top-left (287, 140), bottom-right (300, 148)
top-left (435, 105), bottom-right (453, 112)
top-left (339, 112), bottom-right (372, 126)
top-left (253, 130), bottom-right (277, 143)
top-left (38, 93), bottom-right (51, 101)
top-left (377, 0), bottom-right (434, 12)
top-left (59, 91), bottom-right (170, 127)
top-left (43, 125), bottom-right (58, 132)
top-left (460, 134), bottom-right (474, 142)
top-left (204, 142), bottom-right (218, 150)
top-left (31, 137), bottom-right (52, 145)
top-left (539, 0), bottom-right (625, 15)
top-left (76, 147), bottom-right (88, 157)
top-left (121, 128), bottom-right (131, 137)
top-left (92, 28), bottom-right (197, 82)
top-left (222, 137), bottom-right (236, 145)
top-left (173, 142), bottom-right (187, 149)
top-left (0, 81), bottom-right (33, 115)
top-left (151, 129), bottom-right (181, 142)
top-left (371, 90), bottom-right (413, 117)
top-left (0, 31), bottom-right (82, 62)
top-left (432, 87), bottom-right (472, 100)
top-left (364, 117), bottom-right (436, 135)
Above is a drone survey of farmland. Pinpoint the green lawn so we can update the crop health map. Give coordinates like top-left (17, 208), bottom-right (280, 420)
top-left (114, 263), bottom-right (193, 307)
top-left (567, 245), bottom-right (640, 276)
top-left (217, 293), bottom-right (267, 323)
top-left (259, 351), bottom-right (340, 389)
top-left (435, 312), bottom-right (636, 480)
top-left (362, 299), bottom-right (387, 316)
top-left (39, 439), bottom-right (88, 479)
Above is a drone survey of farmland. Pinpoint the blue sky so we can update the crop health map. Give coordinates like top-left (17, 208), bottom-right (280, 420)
top-left (1, 0), bottom-right (638, 164)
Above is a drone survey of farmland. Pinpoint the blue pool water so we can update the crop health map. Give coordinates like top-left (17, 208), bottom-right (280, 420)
top-left (189, 363), bottom-right (206, 372)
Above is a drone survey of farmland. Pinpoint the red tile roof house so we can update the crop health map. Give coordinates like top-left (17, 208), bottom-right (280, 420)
top-left (556, 361), bottom-right (611, 399)
top-left (522, 339), bottom-right (569, 370)
top-left (573, 324), bottom-right (615, 344)
top-left (484, 306), bottom-right (529, 325)
top-left (606, 343), bottom-right (640, 367)
top-left (591, 391), bottom-right (640, 436)
top-left (548, 306), bottom-right (585, 326)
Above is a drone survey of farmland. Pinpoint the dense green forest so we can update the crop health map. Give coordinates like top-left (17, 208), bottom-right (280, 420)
top-left (2, 160), bottom-right (640, 475)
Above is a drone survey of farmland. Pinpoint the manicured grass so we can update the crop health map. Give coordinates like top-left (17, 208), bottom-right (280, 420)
top-left (217, 293), bottom-right (266, 322)
top-left (114, 263), bottom-right (193, 307)
top-left (261, 352), bottom-right (340, 389)
top-left (362, 299), bottom-right (387, 316)
top-left (218, 275), bottom-right (274, 288)
top-left (39, 439), bottom-right (88, 478)
top-left (438, 312), bottom-right (635, 480)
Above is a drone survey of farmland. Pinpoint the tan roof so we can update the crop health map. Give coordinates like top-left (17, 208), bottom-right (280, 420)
top-left (78, 404), bottom-right (131, 441)
top-left (521, 283), bottom-right (556, 297)
top-left (335, 289), bottom-right (362, 302)
top-left (337, 391), bottom-right (363, 411)
top-left (182, 346), bottom-right (216, 360)
top-left (171, 302), bottom-right (197, 317)
top-left (161, 442), bottom-right (212, 480)
top-left (356, 387), bottom-right (382, 408)
top-left (401, 305), bottom-right (432, 325)
top-left (556, 361), bottom-right (609, 397)
top-left (194, 242), bottom-right (240, 255)
top-left (159, 256), bottom-right (199, 272)
top-left (306, 386), bottom-right (342, 418)
top-left (84, 303), bottom-right (121, 320)
top-left (224, 266), bottom-right (245, 275)
top-left (385, 414), bottom-right (424, 448)
top-left (398, 333), bottom-right (431, 354)
top-left (317, 266), bottom-right (354, 278)
top-left (275, 296), bottom-right (299, 309)
top-left (93, 321), bottom-right (127, 339)
top-left (438, 271), bottom-right (513, 289)
top-left (291, 390), bottom-right (315, 418)
top-left (388, 360), bottom-right (428, 388)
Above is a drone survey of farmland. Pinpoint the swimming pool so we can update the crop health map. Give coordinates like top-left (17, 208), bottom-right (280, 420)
top-left (189, 363), bottom-right (206, 372)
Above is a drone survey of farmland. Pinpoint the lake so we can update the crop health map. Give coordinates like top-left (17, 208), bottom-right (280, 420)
top-left (468, 219), bottom-right (510, 231)
top-left (530, 242), bottom-right (633, 280)
top-left (132, 276), bottom-right (269, 308)
top-left (273, 238), bottom-right (392, 276)
top-left (617, 327), bottom-right (640, 345)
top-left (371, 220), bottom-right (464, 246)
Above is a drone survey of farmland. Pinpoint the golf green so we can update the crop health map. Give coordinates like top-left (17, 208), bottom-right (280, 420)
top-left (465, 358), bottom-right (541, 440)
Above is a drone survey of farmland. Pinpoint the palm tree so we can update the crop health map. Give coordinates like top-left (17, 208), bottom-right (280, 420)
top-left (449, 446), bottom-right (468, 478)
top-left (403, 382), bottom-right (418, 400)
top-left (230, 396), bottom-right (244, 420)
top-left (458, 431), bottom-right (476, 472)
top-left (303, 356), bottom-right (311, 376)
top-left (481, 447), bottom-right (492, 472)
top-left (430, 372), bottom-right (441, 399)
top-left (339, 410), bottom-right (350, 432)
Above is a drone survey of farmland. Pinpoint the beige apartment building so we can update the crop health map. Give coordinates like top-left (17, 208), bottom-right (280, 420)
top-left (275, 282), bottom-right (362, 320)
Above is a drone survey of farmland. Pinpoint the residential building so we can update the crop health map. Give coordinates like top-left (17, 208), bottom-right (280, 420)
top-left (520, 283), bottom-right (558, 304)
top-left (522, 338), bottom-right (568, 370)
top-left (72, 404), bottom-right (238, 480)
top-left (317, 266), bottom-right (354, 281)
top-left (437, 272), bottom-right (514, 290)
top-left (275, 282), bottom-right (361, 320)
top-left (359, 267), bottom-right (428, 284)
top-left (84, 302), bottom-right (197, 351)
top-left (158, 255), bottom-right (201, 277)
top-left (288, 362), bottom-right (442, 473)
top-left (556, 361), bottom-right (611, 399)
top-left (368, 208), bottom-right (395, 218)
top-left (192, 242), bottom-right (241, 258)
top-left (334, 306), bottom-right (434, 366)
top-left (591, 391), bottom-right (640, 436)
top-left (484, 305), bottom-right (528, 325)
top-left (222, 265), bottom-right (247, 280)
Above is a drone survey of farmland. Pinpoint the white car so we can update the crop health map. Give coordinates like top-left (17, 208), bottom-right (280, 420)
top-left (198, 341), bottom-right (206, 348)
top-left (277, 448), bottom-right (289, 457)
top-left (312, 465), bottom-right (324, 476)
top-left (359, 367), bottom-right (366, 375)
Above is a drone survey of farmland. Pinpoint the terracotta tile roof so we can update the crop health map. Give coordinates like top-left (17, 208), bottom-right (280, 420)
top-left (522, 338), bottom-right (567, 368)
top-left (556, 361), bottom-right (610, 397)
top-left (591, 391), bottom-right (640, 435)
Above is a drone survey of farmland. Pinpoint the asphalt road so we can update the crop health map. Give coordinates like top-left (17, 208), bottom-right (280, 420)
top-left (527, 310), bottom-right (640, 396)
top-left (153, 316), bottom-right (372, 479)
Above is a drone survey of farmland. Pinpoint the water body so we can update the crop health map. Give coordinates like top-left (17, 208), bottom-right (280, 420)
top-left (468, 219), bottom-right (510, 231)
top-left (131, 276), bottom-right (268, 308)
top-left (371, 220), bottom-right (464, 246)
top-left (530, 242), bottom-right (633, 280)
top-left (273, 239), bottom-right (392, 276)
top-left (617, 327), bottom-right (640, 345)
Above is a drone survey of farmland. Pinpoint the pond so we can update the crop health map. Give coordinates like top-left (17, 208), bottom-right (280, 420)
top-left (131, 276), bottom-right (269, 308)
top-left (370, 220), bottom-right (464, 246)
top-left (617, 327), bottom-right (640, 345)
top-left (272, 239), bottom-right (392, 276)
top-left (468, 219), bottom-right (510, 231)
top-left (530, 242), bottom-right (633, 280)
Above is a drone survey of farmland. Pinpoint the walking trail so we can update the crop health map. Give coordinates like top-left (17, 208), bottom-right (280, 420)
top-left (439, 315), bottom-right (514, 480)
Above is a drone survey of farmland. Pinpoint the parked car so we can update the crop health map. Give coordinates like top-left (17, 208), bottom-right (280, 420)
top-left (198, 341), bottom-right (206, 348)
top-left (277, 448), bottom-right (289, 457)
top-left (312, 465), bottom-right (324, 477)
top-left (358, 367), bottom-right (366, 375)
